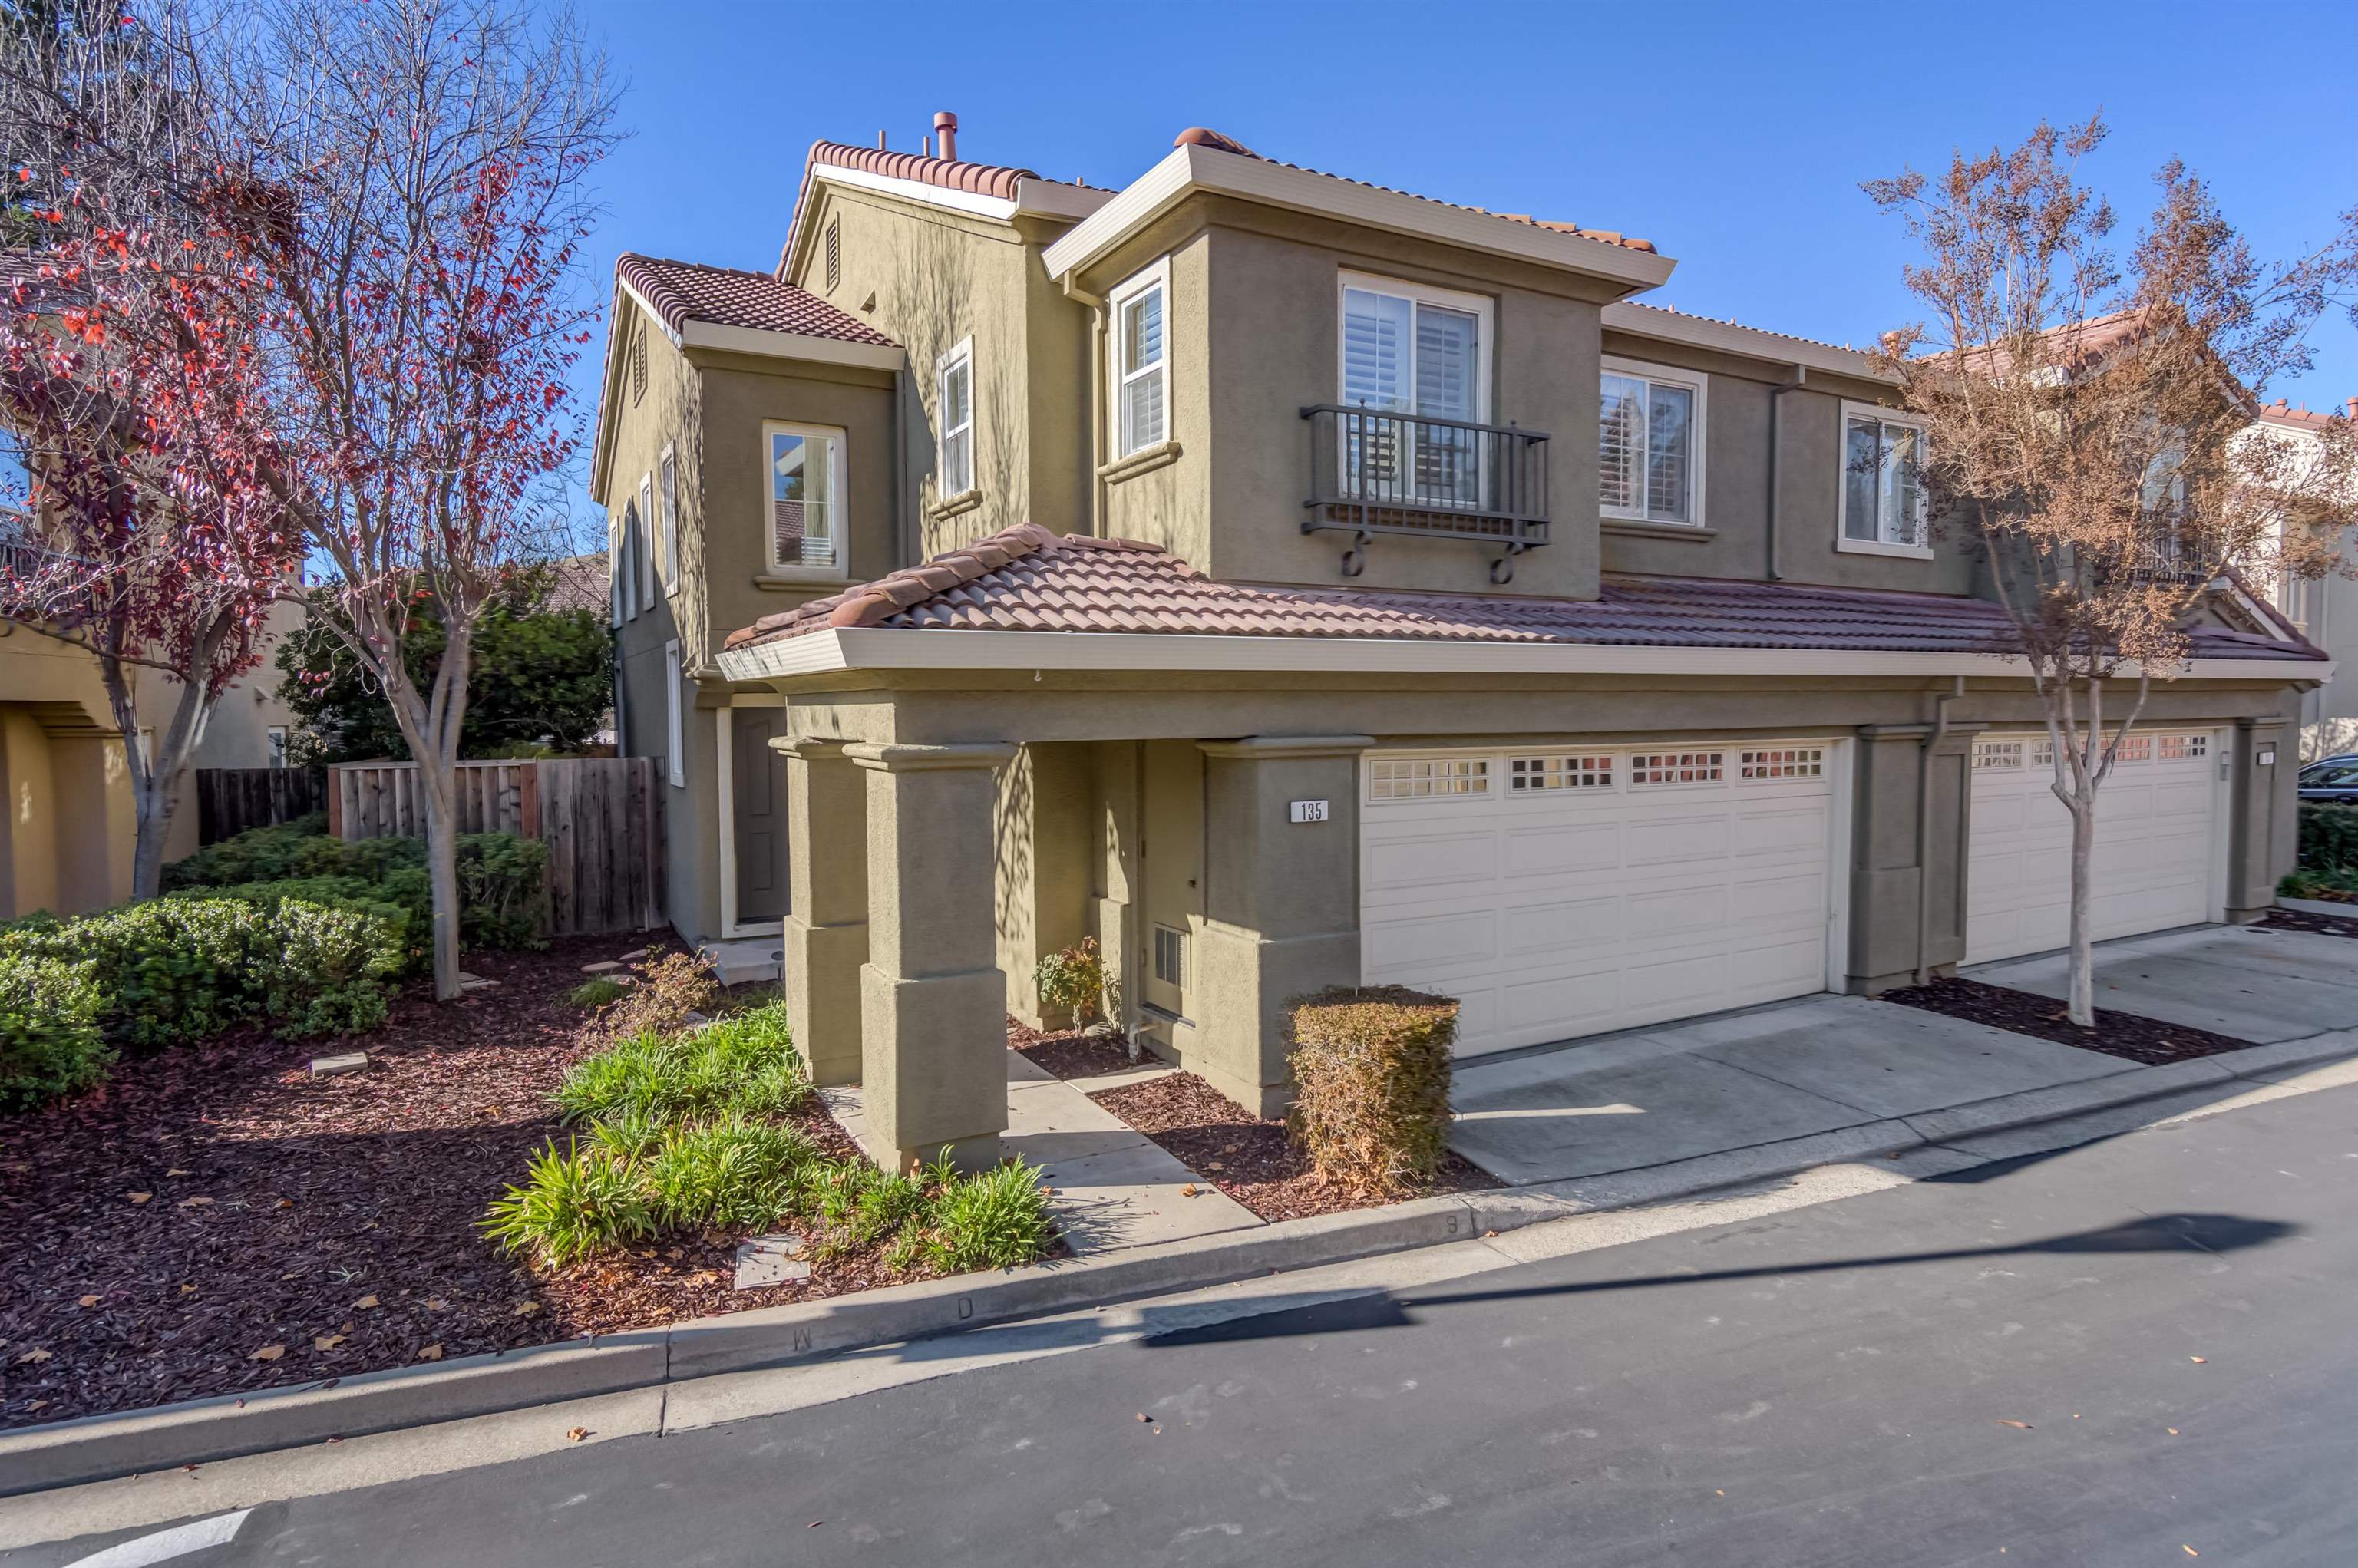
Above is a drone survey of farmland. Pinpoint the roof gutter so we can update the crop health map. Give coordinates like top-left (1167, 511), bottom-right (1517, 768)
top-left (717, 626), bottom-right (2334, 688)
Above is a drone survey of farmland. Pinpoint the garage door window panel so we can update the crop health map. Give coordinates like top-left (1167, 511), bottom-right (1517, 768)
top-left (1368, 756), bottom-right (1491, 801)
top-left (1509, 754), bottom-right (1614, 792)
top-left (1630, 751), bottom-right (1725, 787)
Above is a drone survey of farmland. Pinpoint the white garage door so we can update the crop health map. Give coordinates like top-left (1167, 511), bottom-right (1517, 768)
top-left (1360, 741), bottom-right (1841, 1058)
top-left (1964, 729), bottom-right (2223, 965)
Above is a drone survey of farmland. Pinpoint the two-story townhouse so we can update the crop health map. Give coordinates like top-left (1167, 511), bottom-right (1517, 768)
top-left (2244, 397), bottom-right (2358, 758)
top-left (594, 119), bottom-right (2327, 1174)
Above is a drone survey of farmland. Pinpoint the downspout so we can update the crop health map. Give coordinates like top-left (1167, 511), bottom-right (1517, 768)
top-left (1914, 675), bottom-right (1966, 985)
top-left (1766, 367), bottom-right (1806, 581)
top-left (1063, 273), bottom-right (1107, 537)
top-left (892, 367), bottom-right (917, 569)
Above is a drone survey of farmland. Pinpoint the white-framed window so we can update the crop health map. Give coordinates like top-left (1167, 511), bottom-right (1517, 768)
top-left (664, 639), bottom-right (684, 788)
top-left (937, 338), bottom-right (974, 496)
top-left (609, 507), bottom-right (624, 622)
top-left (764, 421), bottom-right (846, 577)
top-left (1973, 739), bottom-right (2023, 771)
top-left (1600, 355), bottom-right (1706, 527)
top-left (638, 472), bottom-right (657, 606)
top-left (1838, 401), bottom-right (1930, 556)
top-left (1111, 259), bottom-right (1171, 458)
top-left (1739, 747), bottom-right (1823, 780)
top-left (1630, 751), bottom-right (1724, 787)
top-left (658, 445), bottom-right (679, 593)
top-left (616, 499), bottom-right (643, 619)
top-left (1338, 272), bottom-right (1491, 510)
top-left (2159, 732), bottom-right (2208, 761)
top-left (1152, 923), bottom-right (1187, 989)
top-left (1367, 755), bottom-right (1490, 801)
top-left (266, 725), bottom-right (289, 769)
top-left (1509, 754), bottom-right (1613, 791)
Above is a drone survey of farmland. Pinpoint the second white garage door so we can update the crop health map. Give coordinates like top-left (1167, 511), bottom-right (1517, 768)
top-left (1964, 729), bottom-right (2224, 965)
top-left (1360, 741), bottom-right (1842, 1058)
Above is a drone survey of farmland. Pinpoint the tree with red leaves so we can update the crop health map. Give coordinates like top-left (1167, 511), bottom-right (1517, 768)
top-left (0, 2), bottom-right (305, 898)
top-left (212, 0), bottom-right (617, 999)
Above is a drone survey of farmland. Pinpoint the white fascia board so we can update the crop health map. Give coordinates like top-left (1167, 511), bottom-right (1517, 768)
top-left (587, 279), bottom-right (644, 505)
top-left (679, 319), bottom-right (903, 369)
top-left (814, 162), bottom-right (1018, 222)
top-left (717, 626), bottom-right (2333, 688)
top-left (1042, 146), bottom-right (1678, 292)
top-left (1602, 302), bottom-right (1898, 385)
top-left (1015, 177), bottom-right (1116, 222)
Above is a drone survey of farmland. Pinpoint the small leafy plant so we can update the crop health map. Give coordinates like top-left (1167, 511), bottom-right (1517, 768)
top-left (595, 947), bottom-right (718, 1041)
top-left (1032, 936), bottom-right (1104, 1025)
top-left (566, 976), bottom-right (630, 1011)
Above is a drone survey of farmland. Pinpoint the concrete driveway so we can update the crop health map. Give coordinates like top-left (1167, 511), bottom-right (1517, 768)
top-left (1964, 924), bottom-right (2358, 1044)
top-left (1448, 993), bottom-right (2134, 1186)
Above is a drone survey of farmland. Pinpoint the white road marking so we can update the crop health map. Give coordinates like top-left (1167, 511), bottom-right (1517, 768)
top-left (64, 1510), bottom-right (249, 1566)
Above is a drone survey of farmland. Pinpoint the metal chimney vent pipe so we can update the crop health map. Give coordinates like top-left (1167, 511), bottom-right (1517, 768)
top-left (933, 111), bottom-right (958, 163)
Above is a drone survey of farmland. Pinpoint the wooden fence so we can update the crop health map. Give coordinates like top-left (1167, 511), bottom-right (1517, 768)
top-left (196, 766), bottom-right (328, 843)
top-left (328, 757), bottom-right (662, 936)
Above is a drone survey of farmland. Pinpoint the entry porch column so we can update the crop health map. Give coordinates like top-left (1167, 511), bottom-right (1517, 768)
top-left (777, 738), bottom-right (867, 1087)
top-left (1191, 735), bottom-right (1372, 1117)
top-left (848, 741), bottom-right (1017, 1171)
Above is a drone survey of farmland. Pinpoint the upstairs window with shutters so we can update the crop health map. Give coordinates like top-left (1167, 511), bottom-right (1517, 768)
top-left (1337, 272), bottom-right (1491, 509)
top-left (1599, 356), bottom-right (1704, 527)
top-left (1111, 259), bottom-right (1170, 458)
top-left (764, 421), bottom-right (845, 576)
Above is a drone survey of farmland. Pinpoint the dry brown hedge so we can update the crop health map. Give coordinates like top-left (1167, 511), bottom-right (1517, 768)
top-left (1283, 985), bottom-right (1458, 1197)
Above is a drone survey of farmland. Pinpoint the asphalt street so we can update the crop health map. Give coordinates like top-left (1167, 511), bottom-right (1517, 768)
top-left (16, 1081), bottom-right (2358, 1567)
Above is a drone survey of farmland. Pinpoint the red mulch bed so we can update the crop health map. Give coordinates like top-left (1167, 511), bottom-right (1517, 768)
top-left (2262, 907), bottom-right (2358, 939)
top-left (1007, 1016), bottom-right (1137, 1081)
top-left (1088, 1071), bottom-right (1496, 1223)
top-left (0, 939), bottom-right (923, 1431)
top-left (1878, 975), bottom-right (2257, 1066)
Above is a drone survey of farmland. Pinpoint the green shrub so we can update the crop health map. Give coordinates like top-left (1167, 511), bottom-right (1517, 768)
top-left (0, 952), bottom-right (111, 1112)
top-left (924, 1158), bottom-right (1055, 1272)
top-left (480, 1138), bottom-right (656, 1268)
top-left (2297, 803), bottom-right (2358, 875)
top-left (163, 820), bottom-right (547, 950)
top-left (566, 976), bottom-right (630, 1011)
top-left (2280, 867), bottom-right (2358, 903)
top-left (553, 1005), bottom-right (810, 1127)
top-left (594, 948), bottom-right (717, 1041)
top-left (1032, 936), bottom-right (1105, 1025)
top-left (1283, 986), bottom-right (1459, 1199)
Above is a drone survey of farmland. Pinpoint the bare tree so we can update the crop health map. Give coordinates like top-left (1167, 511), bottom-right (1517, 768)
top-left (0, 0), bottom-right (303, 896)
top-left (1866, 116), bottom-right (2358, 1025)
top-left (211, 0), bottom-right (616, 999)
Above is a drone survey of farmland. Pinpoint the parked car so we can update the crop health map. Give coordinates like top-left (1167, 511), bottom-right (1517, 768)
top-left (2300, 753), bottom-right (2358, 781)
top-left (2297, 761), bottom-right (2358, 804)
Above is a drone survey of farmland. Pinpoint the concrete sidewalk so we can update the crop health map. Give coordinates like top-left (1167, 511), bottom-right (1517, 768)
top-left (1964, 924), bottom-right (2358, 1043)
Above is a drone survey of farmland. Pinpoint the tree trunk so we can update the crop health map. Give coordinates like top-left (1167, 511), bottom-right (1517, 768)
top-left (2066, 791), bottom-right (2098, 1028)
top-left (418, 757), bottom-right (464, 1001)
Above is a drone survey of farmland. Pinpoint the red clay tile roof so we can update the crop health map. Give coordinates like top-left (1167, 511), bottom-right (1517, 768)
top-left (616, 253), bottom-right (897, 347)
top-left (1171, 127), bottom-right (1656, 256)
top-left (724, 523), bottom-right (2319, 662)
top-left (801, 139), bottom-right (1039, 202)
top-left (1608, 301), bottom-right (1880, 362)
top-left (2257, 397), bottom-right (2356, 432)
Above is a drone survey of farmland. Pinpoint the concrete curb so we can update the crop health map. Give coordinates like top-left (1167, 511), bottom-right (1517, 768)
top-left (8, 1032), bottom-right (2356, 1499)
top-left (2274, 894), bottom-right (2358, 919)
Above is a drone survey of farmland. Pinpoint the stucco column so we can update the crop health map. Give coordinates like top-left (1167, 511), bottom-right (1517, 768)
top-left (848, 741), bottom-right (1017, 1172)
top-left (2227, 715), bottom-right (2294, 923)
top-left (1191, 736), bottom-right (1372, 1117)
top-left (1848, 722), bottom-right (1981, 992)
top-left (775, 737), bottom-right (867, 1087)
top-left (994, 742), bottom-right (1094, 1030)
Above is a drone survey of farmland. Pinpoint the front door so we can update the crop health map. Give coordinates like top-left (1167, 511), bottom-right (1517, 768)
top-left (732, 708), bottom-right (791, 925)
top-left (1139, 739), bottom-right (1203, 1022)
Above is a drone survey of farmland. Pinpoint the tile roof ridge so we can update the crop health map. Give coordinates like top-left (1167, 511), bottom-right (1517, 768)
top-left (619, 252), bottom-right (794, 285)
top-left (805, 138), bottom-right (1039, 201)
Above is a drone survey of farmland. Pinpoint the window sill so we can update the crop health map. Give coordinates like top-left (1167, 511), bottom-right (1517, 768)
top-left (1098, 440), bottom-right (1182, 484)
top-left (753, 567), bottom-right (848, 592)
top-left (928, 488), bottom-right (984, 522)
top-left (1835, 536), bottom-right (1935, 560)
top-left (1603, 518), bottom-right (1716, 542)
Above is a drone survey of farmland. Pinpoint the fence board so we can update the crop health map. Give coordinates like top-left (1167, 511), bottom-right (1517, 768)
top-left (196, 767), bottom-right (327, 843)
top-left (325, 757), bottom-right (662, 936)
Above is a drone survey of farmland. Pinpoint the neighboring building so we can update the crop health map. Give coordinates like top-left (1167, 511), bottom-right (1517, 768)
top-left (590, 117), bottom-right (2326, 1171)
top-left (2247, 397), bottom-right (2358, 758)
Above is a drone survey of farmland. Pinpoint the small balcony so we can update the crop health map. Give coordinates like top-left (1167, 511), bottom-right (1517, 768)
top-left (2100, 515), bottom-right (2213, 589)
top-left (1300, 404), bottom-right (1549, 583)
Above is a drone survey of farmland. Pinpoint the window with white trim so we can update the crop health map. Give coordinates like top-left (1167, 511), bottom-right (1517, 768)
top-left (1338, 272), bottom-right (1491, 509)
top-left (664, 640), bottom-right (684, 787)
top-left (765, 421), bottom-right (845, 576)
top-left (1630, 751), bottom-right (1724, 786)
top-left (2159, 733), bottom-right (2208, 761)
top-left (1600, 356), bottom-right (1706, 527)
top-left (618, 499), bottom-right (643, 619)
top-left (1368, 756), bottom-right (1490, 801)
top-left (1739, 747), bottom-right (1823, 779)
top-left (1973, 739), bottom-right (2023, 771)
top-left (1839, 402), bottom-right (1928, 552)
top-left (1510, 754), bottom-right (1613, 791)
top-left (658, 447), bottom-right (679, 593)
top-left (1112, 262), bottom-right (1169, 457)
top-left (937, 339), bottom-right (974, 496)
top-left (2112, 734), bottom-right (2152, 764)
top-left (639, 473), bottom-right (657, 606)
top-left (266, 725), bottom-right (289, 769)
top-left (609, 507), bottom-right (625, 622)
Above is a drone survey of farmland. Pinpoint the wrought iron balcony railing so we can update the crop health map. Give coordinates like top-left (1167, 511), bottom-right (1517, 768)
top-left (1301, 404), bottom-right (1549, 583)
top-left (2100, 515), bottom-right (2214, 589)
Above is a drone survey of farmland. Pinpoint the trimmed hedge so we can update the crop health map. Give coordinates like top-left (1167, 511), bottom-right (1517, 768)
top-left (0, 952), bottom-right (110, 1113)
top-left (164, 817), bottom-right (549, 952)
top-left (2297, 802), bottom-right (2358, 875)
top-left (0, 896), bottom-right (404, 1060)
top-left (1283, 985), bottom-right (1459, 1198)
